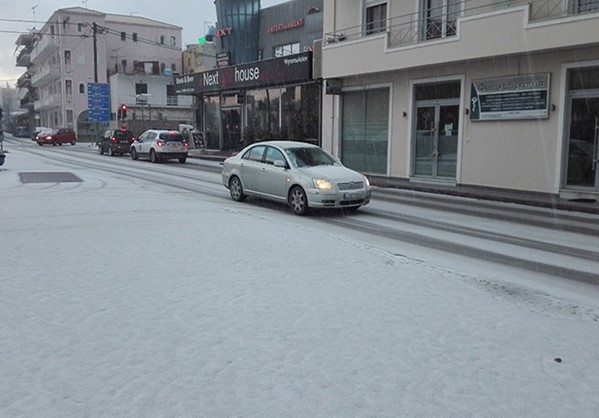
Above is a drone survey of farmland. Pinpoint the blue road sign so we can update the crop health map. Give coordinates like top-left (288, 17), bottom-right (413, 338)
top-left (87, 83), bottom-right (111, 122)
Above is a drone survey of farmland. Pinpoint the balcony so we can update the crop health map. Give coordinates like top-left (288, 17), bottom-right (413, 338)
top-left (34, 93), bottom-right (62, 111)
top-left (31, 64), bottom-right (61, 87)
top-left (29, 34), bottom-right (60, 64)
top-left (17, 72), bottom-right (32, 88)
top-left (323, 0), bottom-right (599, 78)
top-left (16, 48), bottom-right (31, 67)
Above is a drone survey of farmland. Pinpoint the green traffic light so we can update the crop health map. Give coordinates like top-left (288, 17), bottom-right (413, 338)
top-left (198, 36), bottom-right (206, 44)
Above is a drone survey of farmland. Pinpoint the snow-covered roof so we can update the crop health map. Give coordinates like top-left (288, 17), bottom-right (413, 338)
top-left (105, 13), bottom-right (181, 30)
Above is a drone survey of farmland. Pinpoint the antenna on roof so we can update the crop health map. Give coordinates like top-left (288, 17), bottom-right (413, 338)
top-left (32, 5), bottom-right (38, 28)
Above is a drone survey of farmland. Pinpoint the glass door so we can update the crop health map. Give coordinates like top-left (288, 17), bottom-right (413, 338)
top-left (566, 96), bottom-right (599, 189)
top-left (414, 103), bottom-right (459, 178)
top-left (221, 107), bottom-right (241, 151)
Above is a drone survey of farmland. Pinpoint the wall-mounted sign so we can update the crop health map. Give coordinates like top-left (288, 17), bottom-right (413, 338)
top-left (269, 18), bottom-right (304, 33)
top-left (175, 51), bottom-right (313, 95)
top-left (216, 52), bottom-right (230, 68)
top-left (215, 27), bottom-right (233, 37)
top-left (470, 73), bottom-right (550, 120)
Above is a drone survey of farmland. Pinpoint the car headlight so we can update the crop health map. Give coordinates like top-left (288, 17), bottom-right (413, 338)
top-left (364, 176), bottom-right (370, 187)
top-left (313, 178), bottom-right (333, 190)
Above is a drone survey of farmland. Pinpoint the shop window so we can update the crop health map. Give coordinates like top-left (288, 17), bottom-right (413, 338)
top-left (341, 88), bottom-right (390, 175)
top-left (365, 1), bottom-right (387, 35)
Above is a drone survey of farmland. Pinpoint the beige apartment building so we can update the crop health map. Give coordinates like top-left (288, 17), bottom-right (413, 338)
top-left (321, 0), bottom-right (599, 202)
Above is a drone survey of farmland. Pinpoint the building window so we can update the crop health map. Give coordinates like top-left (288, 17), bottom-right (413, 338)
top-left (64, 50), bottom-right (71, 72)
top-left (421, 0), bottom-right (460, 40)
top-left (79, 83), bottom-right (85, 94)
top-left (135, 83), bottom-right (148, 95)
top-left (121, 59), bottom-right (127, 73)
top-left (121, 31), bottom-right (126, 41)
top-left (132, 33), bottom-right (138, 42)
top-left (78, 23), bottom-right (84, 32)
top-left (171, 63), bottom-right (176, 72)
top-left (170, 36), bottom-right (176, 46)
top-left (341, 88), bottom-right (390, 175)
top-left (365, 1), bottom-right (387, 35)
top-left (157, 35), bottom-right (165, 45)
top-left (274, 42), bottom-right (300, 57)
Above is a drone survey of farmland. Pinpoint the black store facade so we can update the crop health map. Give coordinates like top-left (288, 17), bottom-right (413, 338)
top-left (175, 51), bottom-right (320, 152)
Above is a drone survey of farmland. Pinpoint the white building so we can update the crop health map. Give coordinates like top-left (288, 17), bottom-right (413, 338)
top-left (321, 0), bottom-right (599, 202)
top-left (18, 7), bottom-right (186, 141)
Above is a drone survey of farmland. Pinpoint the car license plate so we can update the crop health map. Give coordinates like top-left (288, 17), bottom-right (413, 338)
top-left (343, 191), bottom-right (363, 200)
top-left (168, 143), bottom-right (180, 149)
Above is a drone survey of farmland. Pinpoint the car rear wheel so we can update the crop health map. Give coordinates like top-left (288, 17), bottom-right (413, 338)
top-left (289, 186), bottom-right (309, 215)
top-left (178, 157), bottom-right (186, 163)
top-left (98, 145), bottom-right (104, 155)
top-left (131, 148), bottom-right (139, 160)
top-left (71, 140), bottom-right (76, 145)
top-left (229, 176), bottom-right (246, 202)
top-left (108, 147), bottom-right (114, 157)
top-left (150, 149), bottom-right (160, 163)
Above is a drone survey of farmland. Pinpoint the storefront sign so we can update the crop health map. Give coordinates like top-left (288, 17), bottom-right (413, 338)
top-left (216, 52), bottom-right (230, 68)
top-left (269, 18), bottom-right (304, 33)
top-left (470, 73), bottom-right (550, 120)
top-left (215, 27), bottom-right (233, 37)
top-left (174, 51), bottom-right (313, 95)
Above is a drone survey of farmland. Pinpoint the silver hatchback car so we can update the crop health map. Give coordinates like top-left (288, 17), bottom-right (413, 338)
top-left (222, 140), bottom-right (371, 215)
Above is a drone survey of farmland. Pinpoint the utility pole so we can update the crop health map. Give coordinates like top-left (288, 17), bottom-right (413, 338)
top-left (92, 22), bottom-right (99, 144)
top-left (92, 22), bottom-right (98, 82)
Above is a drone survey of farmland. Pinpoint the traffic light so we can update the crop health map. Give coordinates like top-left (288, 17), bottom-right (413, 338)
top-left (120, 104), bottom-right (128, 120)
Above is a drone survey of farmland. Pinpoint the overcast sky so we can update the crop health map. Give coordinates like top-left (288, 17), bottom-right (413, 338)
top-left (0, 0), bottom-right (285, 86)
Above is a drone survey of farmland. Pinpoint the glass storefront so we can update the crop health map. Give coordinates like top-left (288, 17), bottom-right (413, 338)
top-left (341, 88), bottom-right (390, 175)
top-left (565, 66), bottom-right (599, 190)
top-left (204, 95), bottom-right (221, 149)
top-left (245, 83), bottom-right (319, 144)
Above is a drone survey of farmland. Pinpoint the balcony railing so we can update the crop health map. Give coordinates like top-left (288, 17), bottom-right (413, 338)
top-left (31, 64), bottom-right (61, 86)
top-left (325, 0), bottom-right (599, 48)
top-left (30, 34), bottom-right (60, 64)
top-left (36, 93), bottom-right (62, 110)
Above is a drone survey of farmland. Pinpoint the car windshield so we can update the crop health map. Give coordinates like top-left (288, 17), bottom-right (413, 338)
top-left (159, 132), bottom-right (184, 142)
top-left (285, 147), bottom-right (336, 167)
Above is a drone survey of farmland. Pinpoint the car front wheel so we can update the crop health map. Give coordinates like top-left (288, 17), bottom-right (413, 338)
top-left (150, 149), bottom-right (160, 163)
top-left (229, 176), bottom-right (246, 202)
top-left (98, 145), bottom-right (104, 155)
top-left (289, 186), bottom-right (309, 215)
top-left (131, 148), bottom-right (139, 160)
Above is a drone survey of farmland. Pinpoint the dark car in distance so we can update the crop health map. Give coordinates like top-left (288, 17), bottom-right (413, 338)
top-left (36, 128), bottom-right (77, 146)
top-left (98, 129), bottom-right (135, 156)
top-left (14, 126), bottom-right (30, 138)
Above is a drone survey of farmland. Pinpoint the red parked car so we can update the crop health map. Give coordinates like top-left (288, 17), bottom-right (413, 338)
top-left (36, 128), bottom-right (77, 146)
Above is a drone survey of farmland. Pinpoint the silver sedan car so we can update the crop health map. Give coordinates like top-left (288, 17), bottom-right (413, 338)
top-left (221, 141), bottom-right (371, 215)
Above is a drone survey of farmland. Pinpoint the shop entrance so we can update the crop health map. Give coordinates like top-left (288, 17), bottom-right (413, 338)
top-left (412, 81), bottom-right (460, 180)
top-left (413, 102), bottom-right (459, 178)
top-left (221, 107), bottom-right (241, 151)
top-left (565, 95), bottom-right (599, 190)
